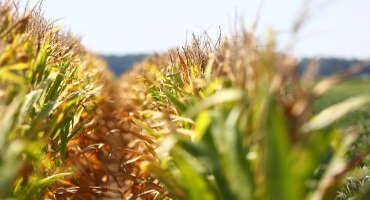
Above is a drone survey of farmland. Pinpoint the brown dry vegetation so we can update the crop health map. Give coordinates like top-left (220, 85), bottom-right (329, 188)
top-left (52, 74), bottom-right (164, 199)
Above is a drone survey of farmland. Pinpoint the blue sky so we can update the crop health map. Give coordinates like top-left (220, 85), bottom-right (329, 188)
top-left (28, 0), bottom-right (369, 59)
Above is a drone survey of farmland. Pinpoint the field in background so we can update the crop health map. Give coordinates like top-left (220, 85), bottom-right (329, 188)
top-left (315, 78), bottom-right (370, 127)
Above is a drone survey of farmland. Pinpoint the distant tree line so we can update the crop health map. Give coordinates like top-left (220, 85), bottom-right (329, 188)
top-left (102, 54), bottom-right (370, 77)
top-left (298, 57), bottom-right (370, 77)
top-left (101, 54), bottom-right (147, 76)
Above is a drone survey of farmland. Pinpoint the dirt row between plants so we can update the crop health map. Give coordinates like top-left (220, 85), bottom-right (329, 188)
top-left (51, 69), bottom-right (163, 200)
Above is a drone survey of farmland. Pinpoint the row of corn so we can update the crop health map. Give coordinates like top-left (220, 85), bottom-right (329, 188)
top-left (0, 2), bottom-right (107, 199)
top-left (124, 29), bottom-right (370, 199)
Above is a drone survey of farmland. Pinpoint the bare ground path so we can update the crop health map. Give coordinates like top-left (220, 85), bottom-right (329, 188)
top-left (57, 71), bottom-right (162, 200)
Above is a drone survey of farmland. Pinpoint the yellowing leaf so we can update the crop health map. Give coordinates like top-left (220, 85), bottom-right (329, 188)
top-left (194, 111), bottom-right (211, 141)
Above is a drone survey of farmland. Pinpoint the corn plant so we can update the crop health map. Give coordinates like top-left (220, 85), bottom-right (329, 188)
top-left (0, 2), bottom-right (105, 199)
top-left (130, 30), bottom-right (370, 200)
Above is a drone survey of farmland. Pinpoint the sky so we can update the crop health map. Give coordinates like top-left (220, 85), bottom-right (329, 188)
top-left (26, 0), bottom-right (370, 59)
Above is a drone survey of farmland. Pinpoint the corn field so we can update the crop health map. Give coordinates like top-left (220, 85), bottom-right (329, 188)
top-left (0, 1), bottom-right (369, 200)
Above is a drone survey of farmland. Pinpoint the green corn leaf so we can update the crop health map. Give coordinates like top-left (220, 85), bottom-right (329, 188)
top-left (17, 89), bottom-right (42, 125)
top-left (165, 90), bottom-right (186, 114)
top-left (194, 111), bottom-right (211, 141)
top-left (0, 141), bottom-right (25, 197)
top-left (45, 60), bottom-right (70, 101)
top-left (171, 147), bottom-right (216, 200)
top-left (2, 63), bottom-right (28, 70)
top-left (38, 172), bottom-right (72, 186)
top-left (302, 94), bottom-right (370, 133)
top-left (206, 109), bottom-right (254, 200)
top-left (223, 106), bottom-right (255, 199)
top-left (264, 97), bottom-right (297, 200)
top-left (26, 101), bottom-right (54, 136)
top-left (32, 43), bottom-right (50, 85)
top-left (0, 69), bottom-right (25, 84)
top-left (187, 89), bottom-right (243, 117)
top-left (24, 172), bottom-right (72, 199)
top-left (0, 95), bottom-right (23, 147)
